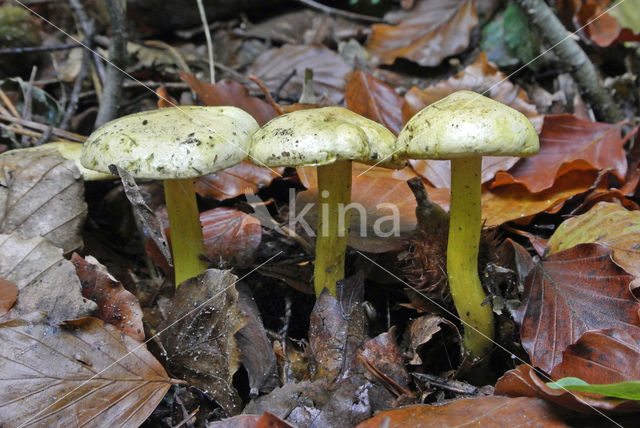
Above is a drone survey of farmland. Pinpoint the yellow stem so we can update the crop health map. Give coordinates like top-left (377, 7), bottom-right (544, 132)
top-left (447, 157), bottom-right (494, 360)
top-left (314, 160), bottom-right (352, 297)
top-left (164, 178), bottom-right (208, 287)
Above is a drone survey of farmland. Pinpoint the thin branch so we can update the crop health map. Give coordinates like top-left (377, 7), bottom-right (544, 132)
top-left (514, 0), bottom-right (623, 122)
top-left (0, 42), bottom-right (81, 55)
top-left (294, 0), bottom-right (386, 23)
top-left (59, 50), bottom-right (90, 130)
top-left (195, 0), bottom-right (215, 83)
top-left (95, 0), bottom-right (127, 127)
top-left (0, 114), bottom-right (86, 142)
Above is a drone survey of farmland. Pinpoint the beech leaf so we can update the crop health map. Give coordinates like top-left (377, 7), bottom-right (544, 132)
top-left (355, 396), bottom-right (568, 427)
top-left (516, 243), bottom-right (639, 372)
top-left (195, 160), bottom-right (283, 201)
top-left (0, 315), bottom-right (171, 426)
top-left (366, 0), bottom-right (478, 67)
top-left (491, 115), bottom-right (630, 193)
top-left (345, 71), bottom-right (404, 134)
top-left (201, 207), bottom-right (262, 267)
top-left (0, 147), bottom-right (87, 253)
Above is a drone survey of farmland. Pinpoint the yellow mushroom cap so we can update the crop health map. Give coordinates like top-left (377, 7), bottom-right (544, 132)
top-left (397, 90), bottom-right (539, 159)
top-left (80, 106), bottom-right (259, 179)
top-left (249, 106), bottom-right (403, 168)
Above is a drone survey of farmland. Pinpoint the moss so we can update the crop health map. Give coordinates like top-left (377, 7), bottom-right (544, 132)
top-left (0, 6), bottom-right (42, 77)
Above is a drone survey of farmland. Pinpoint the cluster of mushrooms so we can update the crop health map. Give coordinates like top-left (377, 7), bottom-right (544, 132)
top-left (77, 90), bottom-right (539, 361)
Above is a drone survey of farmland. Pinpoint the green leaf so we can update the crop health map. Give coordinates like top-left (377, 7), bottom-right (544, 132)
top-left (547, 377), bottom-right (640, 401)
top-left (480, 16), bottom-right (520, 67)
top-left (503, 3), bottom-right (541, 69)
top-left (609, 0), bottom-right (640, 34)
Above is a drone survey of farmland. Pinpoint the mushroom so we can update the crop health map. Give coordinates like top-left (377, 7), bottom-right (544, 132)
top-left (397, 90), bottom-right (539, 360)
top-left (81, 106), bottom-right (259, 286)
top-left (249, 107), bottom-right (401, 297)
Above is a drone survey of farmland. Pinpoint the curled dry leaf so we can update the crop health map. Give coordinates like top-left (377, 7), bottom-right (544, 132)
top-left (247, 44), bottom-right (352, 105)
top-left (366, 0), bottom-right (478, 67)
top-left (481, 169), bottom-right (598, 226)
top-left (496, 362), bottom-right (640, 414)
top-left (160, 269), bottom-right (246, 415)
top-left (0, 147), bottom-right (87, 253)
top-left (208, 412), bottom-right (294, 428)
top-left (576, 0), bottom-right (640, 47)
top-left (196, 160), bottom-right (284, 201)
top-left (0, 277), bottom-right (18, 316)
top-left (308, 274), bottom-right (366, 382)
top-left (354, 396), bottom-right (569, 427)
top-left (201, 207), bottom-right (262, 267)
top-left (71, 253), bottom-right (144, 342)
top-left (345, 71), bottom-right (404, 135)
top-left (180, 72), bottom-right (277, 126)
top-left (407, 315), bottom-right (460, 365)
top-left (491, 115), bottom-right (630, 193)
top-left (545, 201), bottom-right (640, 288)
top-left (0, 233), bottom-right (96, 323)
top-left (0, 315), bottom-right (171, 427)
top-left (235, 283), bottom-right (279, 397)
top-left (516, 243), bottom-right (638, 373)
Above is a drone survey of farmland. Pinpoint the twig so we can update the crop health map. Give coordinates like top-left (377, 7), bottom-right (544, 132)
top-left (95, 0), bottom-right (127, 127)
top-left (195, 0), bottom-right (215, 83)
top-left (0, 89), bottom-right (21, 118)
top-left (35, 126), bottom-right (54, 145)
top-left (514, 0), bottom-right (623, 122)
top-left (144, 40), bottom-right (192, 74)
top-left (59, 50), bottom-right (90, 130)
top-left (0, 114), bottom-right (86, 142)
top-left (294, 0), bottom-right (386, 23)
top-left (21, 66), bottom-right (38, 146)
top-left (0, 42), bottom-right (82, 55)
top-left (69, 0), bottom-right (105, 84)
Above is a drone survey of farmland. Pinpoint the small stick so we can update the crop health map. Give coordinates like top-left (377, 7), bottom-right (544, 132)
top-left (0, 114), bottom-right (86, 142)
top-left (195, 0), bottom-right (215, 83)
top-left (21, 66), bottom-right (38, 146)
top-left (0, 42), bottom-right (81, 55)
top-left (294, 0), bottom-right (386, 23)
top-left (0, 90), bottom-right (21, 118)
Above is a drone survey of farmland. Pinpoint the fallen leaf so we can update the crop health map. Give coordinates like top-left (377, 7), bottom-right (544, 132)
top-left (0, 147), bottom-right (87, 253)
top-left (402, 52), bottom-right (542, 130)
top-left (577, 0), bottom-right (640, 46)
top-left (411, 157), bottom-right (521, 188)
top-left (195, 160), bottom-right (284, 201)
top-left (0, 315), bottom-right (171, 426)
top-left (308, 274), bottom-right (366, 382)
top-left (545, 202), bottom-right (640, 288)
top-left (235, 283), bottom-right (279, 397)
top-left (160, 269), bottom-right (246, 415)
top-left (516, 243), bottom-right (638, 373)
top-left (547, 377), bottom-right (640, 401)
top-left (481, 169), bottom-right (598, 226)
top-left (407, 315), bottom-right (459, 365)
top-left (496, 364), bottom-right (640, 413)
top-left (551, 328), bottom-right (640, 384)
top-left (354, 396), bottom-right (568, 427)
top-left (71, 254), bottom-right (144, 342)
top-left (345, 71), bottom-right (404, 134)
top-left (180, 72), bottom-right (277, 126)
top-left (201, 207), bottom-right (262, 266)
top-left (208, 412), bottom-right (294, 428)
top-left (0, 233), bottom-right (96, 323)
top-left (248, 44), bottom-right (352, 105)
top-left (366, 0), bottom-right (478, 67)
top-left (359, 327), bottom-right (410, 398)
top-left (491, 115), bottom-right (630, 193)
top-left (0, 277), bottom-right (18, 316)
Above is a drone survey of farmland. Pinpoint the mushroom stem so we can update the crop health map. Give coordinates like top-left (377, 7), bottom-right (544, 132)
top-left (447, 157), bottom-right (494, 359)
top-left (164, 178), bottom-right (208, 287)
top-left (314, 160), bottom-right (352, 297)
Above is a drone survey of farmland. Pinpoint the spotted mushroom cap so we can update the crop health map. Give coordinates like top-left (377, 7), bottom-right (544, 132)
top-left (397, 90), bottom-right (539, 159)
top-left (80, 106), bottom-right (259, 179)
top-left (249, 107), bottom-right (403, 168)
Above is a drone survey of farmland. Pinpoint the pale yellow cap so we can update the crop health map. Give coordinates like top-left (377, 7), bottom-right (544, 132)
top-left (397, 90), bottom-right (539, 159)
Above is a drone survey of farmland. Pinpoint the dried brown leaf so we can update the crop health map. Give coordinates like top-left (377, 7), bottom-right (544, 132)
top-left (355, 396), bottom-right (568, 427)
top-left (345, 71), bottom-right (404, 134)
top-left (71, 253), bottom-right (144, 342)
top-left (196, 160), bottom-right (284, 201)
top-left (366, 0), bottom-right (478, 67)
top-left (516, 243), bottom-right (639, 372)
top-left (0, 277), bottom-right (18, 316)
top-left (0, 147), bottom-right (87, 253)
top-left (160, 269), bottom-right (246, 415)
top-left (0, 315), bottom-right (171, 426)
top-left (0, 233), bottom-right (96, 323)
top-left (201, 207), bottom-right (262, 266)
